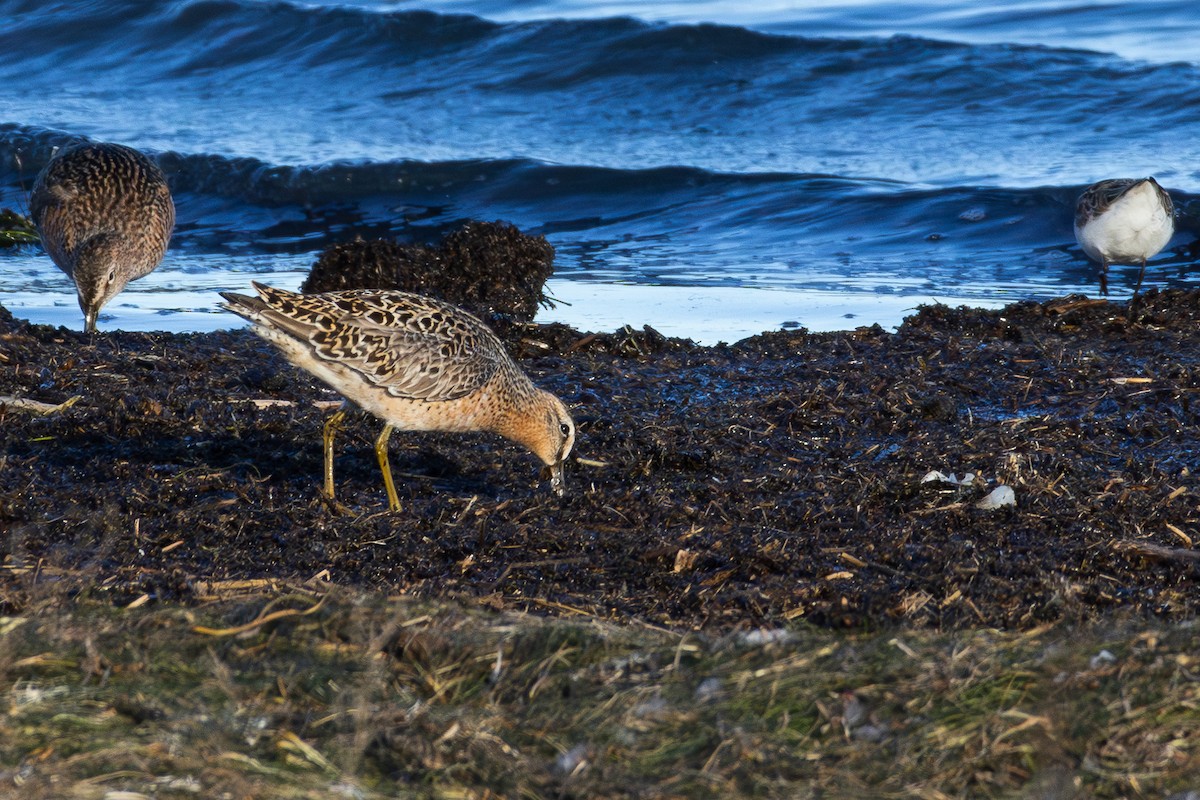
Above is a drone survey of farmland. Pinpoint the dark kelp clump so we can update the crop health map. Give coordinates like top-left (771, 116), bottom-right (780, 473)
top-left (301, 221), bottom-right (556, 332)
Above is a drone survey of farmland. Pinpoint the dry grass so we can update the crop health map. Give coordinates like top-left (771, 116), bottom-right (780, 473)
top-left (1, 589), bottom-right (1197, 798)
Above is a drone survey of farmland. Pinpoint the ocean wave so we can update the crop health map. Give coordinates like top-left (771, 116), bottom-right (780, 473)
top-left (7, 123), bottom-right (1177, 263)
top-left (3, 2), bottom-right (1198, 181)
top-left (3, 2), bottom-right (1191, 110)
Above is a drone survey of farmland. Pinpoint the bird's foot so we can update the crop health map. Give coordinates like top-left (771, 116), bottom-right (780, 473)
top-left (319, 493), bottom-right (354, 516)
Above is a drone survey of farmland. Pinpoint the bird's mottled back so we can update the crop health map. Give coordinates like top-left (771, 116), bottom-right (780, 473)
top-left (31, 142), bottom-right (174, 331)
top-left (235, 284), bottom-right (514, 403)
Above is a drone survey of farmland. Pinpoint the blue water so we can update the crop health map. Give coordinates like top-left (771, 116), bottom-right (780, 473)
top-left (1, 0), bottom-right (1198, 341)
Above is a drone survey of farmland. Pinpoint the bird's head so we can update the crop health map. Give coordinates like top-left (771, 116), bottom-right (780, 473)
top-left (517, 390), bottom-right (576, 496)
top-left (73, 233), bottom-right (129, 332)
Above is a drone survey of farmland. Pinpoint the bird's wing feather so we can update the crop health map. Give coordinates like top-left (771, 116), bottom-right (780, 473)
top-left (235, 284), bottom-right (503, 402)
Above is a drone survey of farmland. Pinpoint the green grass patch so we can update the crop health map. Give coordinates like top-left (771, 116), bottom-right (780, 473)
top-left (1, 595), bottom-right (1197, 798)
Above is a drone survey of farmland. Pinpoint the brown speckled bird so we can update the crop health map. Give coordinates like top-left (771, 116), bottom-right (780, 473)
top-left (219, 282), bottom-right (576, 511)
top-left (31, 142), bottom-right (175, 332)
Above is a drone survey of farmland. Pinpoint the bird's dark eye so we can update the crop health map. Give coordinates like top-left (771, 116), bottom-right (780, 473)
top-left (560, 423), bottom-right (571, 436)
top-left (107, 269), bottom-right (116, 283)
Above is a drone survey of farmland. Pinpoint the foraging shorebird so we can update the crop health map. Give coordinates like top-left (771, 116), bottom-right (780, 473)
top-left (219, 282), bottom-right (575, 511)
top-left (30, 142), bottom-right (175, 333)
top-left (1074, 177), bottom-right (1174, 297)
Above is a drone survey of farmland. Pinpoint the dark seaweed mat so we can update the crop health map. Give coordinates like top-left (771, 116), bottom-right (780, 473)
top-left (300, 220), bottom-right (555, 334)
top-left (2, 291), bottom-right (1199, 630)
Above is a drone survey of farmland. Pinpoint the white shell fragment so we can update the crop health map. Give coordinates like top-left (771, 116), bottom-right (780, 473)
top-left (976, 485), bottom-right (1016, 510)
top-left (921, 470), bottom-right (976, 486)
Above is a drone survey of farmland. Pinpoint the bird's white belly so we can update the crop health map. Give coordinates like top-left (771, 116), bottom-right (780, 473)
top-left (1076, 189), bottom-right (1173, 264)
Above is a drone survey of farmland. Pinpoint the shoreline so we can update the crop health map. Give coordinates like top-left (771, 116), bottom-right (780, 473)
top-left (0, 275), bottom-right (1020, 345)
top-left (2, 290), bottom-right (1199, 630)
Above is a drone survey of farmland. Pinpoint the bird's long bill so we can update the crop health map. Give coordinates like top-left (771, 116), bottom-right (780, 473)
top-left (547, 459), bottom-right (566, 496)
top-left (82, 307), bottom-right (98, 334)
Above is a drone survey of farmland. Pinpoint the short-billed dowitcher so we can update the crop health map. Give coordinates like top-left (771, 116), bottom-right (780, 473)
top-left (1074, 177), bottom-right (1174, 298)
top-left (219, 282), bottom-right (575, 511)
top-left (31, 142), bottom-right (175, 333)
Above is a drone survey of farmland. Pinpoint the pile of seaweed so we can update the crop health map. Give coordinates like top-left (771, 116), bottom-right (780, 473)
top-left (2, 291), bottom-right (1199, 630)
top-left (301, 220), bottom-right (555, 335)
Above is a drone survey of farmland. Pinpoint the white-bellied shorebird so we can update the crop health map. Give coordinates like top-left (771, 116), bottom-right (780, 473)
top-left (1074, 177), bottom-right (1174, 298)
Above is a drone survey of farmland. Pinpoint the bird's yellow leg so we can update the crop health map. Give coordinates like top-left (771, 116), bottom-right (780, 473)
top-left (322, 406), bottom-right (347, 502)
top-left (374, 423), bottom-right (400, 512)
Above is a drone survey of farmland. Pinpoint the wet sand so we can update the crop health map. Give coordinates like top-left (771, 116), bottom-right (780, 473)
top-left (2, 291), bottom-right (1199, 630)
